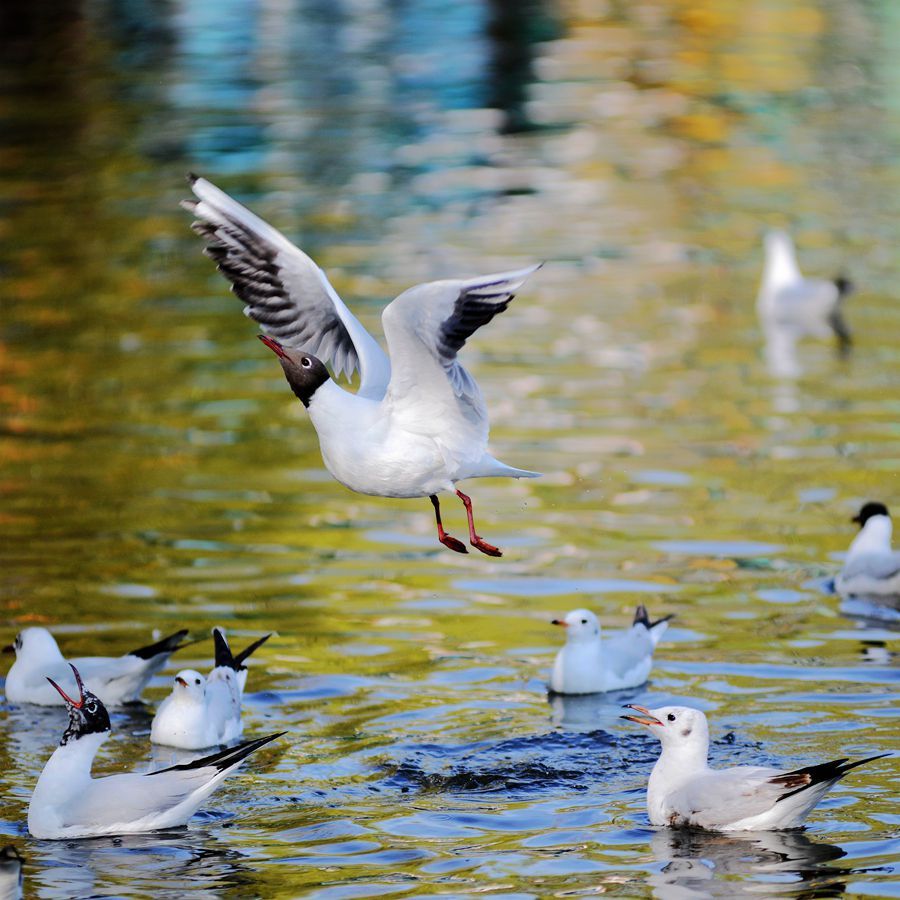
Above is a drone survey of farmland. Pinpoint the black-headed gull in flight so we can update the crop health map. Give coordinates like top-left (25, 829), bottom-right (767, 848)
top-left (151, 628), bottom-right (270, 749)
top-left (183, 176), bottom-right (541, 557)
top-left (549, 605), bottom-right (672, 694)
top-left (835, 502), bottom-right (900, 603)
top-left (622, 704), bottom-right (887, 831)
top-left (4, 627), bottom-right (192, 707)
top-left (28, 664), bottom-right (283, 839)
top-left (757, 230), bottom-right (853, 369)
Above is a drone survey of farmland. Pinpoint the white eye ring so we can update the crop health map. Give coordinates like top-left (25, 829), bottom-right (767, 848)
top-left (301, 358), bottom-right (312, 369)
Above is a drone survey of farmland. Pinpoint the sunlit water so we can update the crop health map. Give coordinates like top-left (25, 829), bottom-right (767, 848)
top-left (1, 0), bottom-right (899, 896)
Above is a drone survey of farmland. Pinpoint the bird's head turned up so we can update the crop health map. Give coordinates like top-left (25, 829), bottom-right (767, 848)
top-left (258, 335), bottom-right (330, 408)
top-left (46, 664), bottom-right (111, 745)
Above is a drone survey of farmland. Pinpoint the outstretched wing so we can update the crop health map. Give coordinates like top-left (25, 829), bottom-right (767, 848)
top-left (183, 176), bottom-right (391, 399)
top-left (381, 265), bottom-right (541, 413)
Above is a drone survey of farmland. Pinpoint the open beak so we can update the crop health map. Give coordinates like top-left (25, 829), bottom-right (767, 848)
top-left (621, 704), bottom-right (663, 727)
top-left (175, 675), bottom-right (188, 688)
top-left (551, 619), bottom-right (568, 628)
top-left (258, 334), bottom-right (289, 359)
top-left (46, 663), bottom-right (85, 708)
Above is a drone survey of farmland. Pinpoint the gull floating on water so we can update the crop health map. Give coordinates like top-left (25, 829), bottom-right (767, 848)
top-left (4, 627), bottom-right (192, 707)
top-left (835, 502), bottom-right (900, 605)
top-left (183, 175), bottom-right (541, 557)
top-left (28, 664), bottom-right (283, 840)
top-left (622, 704), bottom-right (887, 831)
top-left (757, 230), bottom-right (853, 376)
top-left (549, 605), bottom-right (672, 694)
top-left (151, 628), bottom-right (271, 750)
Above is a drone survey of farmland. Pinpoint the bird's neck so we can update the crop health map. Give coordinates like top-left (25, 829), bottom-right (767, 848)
top-left (34, 732), bottom-right (108, 796)
top-left (848, 517), bottom-right (893, 559)
top-left (763, 237), bottom-right (802, 289)
top-left (649, 738), bottom-right (709, 798)
top-left (307, 378), bottom-right (380, 431)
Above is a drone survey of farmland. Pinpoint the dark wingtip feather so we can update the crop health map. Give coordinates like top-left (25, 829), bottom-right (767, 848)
top-left (213, 627), bottom-right (235, 669)
top-left (128, 629), bottom-right (191, 660)
top-left (774, 752), bottom-right (890, 802)
top-left (633, 605), bottom-right (674, 630)
top-left (233, 633), bottom-right (273, 669)
top-left (149, 731), bottom-right (287, 776)
top-left (187, 172), bottom-right (200, 185)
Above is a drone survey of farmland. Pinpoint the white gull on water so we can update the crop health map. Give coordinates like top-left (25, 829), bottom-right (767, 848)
top-left (549, 605), bottom-right (671, 694)
top-left (4, 627), bottom-right (191, 707)
top-left (151, 628), bottom-right (271, 750)
top-left (183, 175), bottom-right (541, 557)
top-left (28, 664), bottom-right (283, 840)
top-left (835, 502), bottom-right (900, 604)
top-left (622, 704), bottom-right (887, 831)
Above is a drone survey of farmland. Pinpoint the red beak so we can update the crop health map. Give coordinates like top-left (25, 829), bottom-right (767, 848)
top-left (258, 334), bottom-right (289, 359)
top-left (175, 675), bottom-right (188, 688)
top-left (551, 619), bottom-right (568, 627)
top-left (46, 663), bottom-right (85, 708)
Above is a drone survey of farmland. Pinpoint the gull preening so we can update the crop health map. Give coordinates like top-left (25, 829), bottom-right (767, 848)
top-left (622, 704), bottom-right (887, 831)
top-left (183, 175), bottom-right (541, 557)
top-left (4, 627), bottom-right (191, 707)
top-left (835, 502), bottom-right (900, 604)
top-left (28, 664), bottom-right (283, 840)
top-left (549, 605), bottom-right (672, 694)
top-left (757, 230), bottom-right (853, 376)
top-left (151, 628), bottom-right (271, 750)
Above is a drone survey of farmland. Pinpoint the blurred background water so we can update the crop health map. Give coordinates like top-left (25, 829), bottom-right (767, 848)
top-left (1, 0), bottom-right (899, 896)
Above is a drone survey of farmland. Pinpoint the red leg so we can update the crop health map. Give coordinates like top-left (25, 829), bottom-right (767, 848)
top-left (456, 489), bottom-right (502, 557)
top-left (430, 495), bottom-right (467, 554)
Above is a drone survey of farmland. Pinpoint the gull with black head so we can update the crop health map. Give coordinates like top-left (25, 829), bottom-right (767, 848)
top-left (183, 176), bottom-right (542, 556)
top-left (28, 664), bottom-right (284, 839)
top-left (622, 704), bottom-right (888, 831)
top-left (835, 502), bottom-right (900, 604)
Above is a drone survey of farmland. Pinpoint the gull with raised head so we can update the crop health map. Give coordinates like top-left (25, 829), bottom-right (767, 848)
top-left (549, 605), bottom-right (672, 695)
top-left (4, 627), bottom-right (192, 707)
top-left (622, 704), bottom-right (887, 831)
top-left (183, 176), bottom-right (541, 557)
top-left (151, 628), bottom-right (271, 750)
top-left (835, 502), bottom-right (900, 604)
top-left (28, 664), bottom-right (283, 839)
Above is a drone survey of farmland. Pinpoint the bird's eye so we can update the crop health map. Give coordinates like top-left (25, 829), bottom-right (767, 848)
top-left (667, 713), bottom-right (676, 722)
top-left (301, 357), bottom-right (312, 369)
top-left (581, 618), bottom-right (588, 624)
top-left (195, 678), bottom-right (201, 685)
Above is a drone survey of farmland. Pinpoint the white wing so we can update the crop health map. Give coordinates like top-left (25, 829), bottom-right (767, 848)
top-left (184, 176), bottom-right (392, 399)
top-left (381, 264), bottom-right (541, 421)
top-left (669, 766), bottom-right (788, 828)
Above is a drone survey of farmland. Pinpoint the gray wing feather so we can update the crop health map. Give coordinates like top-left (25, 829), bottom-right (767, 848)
top-left (840, 552), bottom-right (900, 582)
top-left (184, 177), bottom-right (391, 397)
top-left (382, 264), bottom-right (541, 402)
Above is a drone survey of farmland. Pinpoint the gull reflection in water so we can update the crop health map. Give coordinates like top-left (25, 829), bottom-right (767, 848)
top-left (648, 827), bottom-right (848, 899)
top-left (548, 690), bottom-right (636, 731)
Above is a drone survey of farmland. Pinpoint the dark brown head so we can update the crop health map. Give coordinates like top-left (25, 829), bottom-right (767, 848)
top-left (47, 664), bottom-right (111, 746)
top-left (258, 336), bottom-right (330, 407)
top-left (852, 502), bottom-right (890, 528)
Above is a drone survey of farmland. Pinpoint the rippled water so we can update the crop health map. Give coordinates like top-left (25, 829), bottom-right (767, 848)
top-left (1, 0), bottom-right (899, 896)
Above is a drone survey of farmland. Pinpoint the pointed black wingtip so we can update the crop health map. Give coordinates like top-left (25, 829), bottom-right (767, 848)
top-left (187, 172), bottom-right (200, 185)
top-left (150, 730), bottom-right (287, 776)
top-left (212, 627), bottom-right (235, 670)
top-left (633, 605), bottom-right (674, 630)
top-left (128, 629), bottom-right (191, 660)
top-left (233, 632), bottom-right (273, 669)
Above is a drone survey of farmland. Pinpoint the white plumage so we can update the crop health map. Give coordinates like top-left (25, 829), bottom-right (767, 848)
top-left (549, 605), bottom-right (671, 694)
top-left (4, 627), bottom-right (189, 707)
top-left (836, 502), bottom-right (900, 604)
top-left (183, 176), bottom-right (541, 556)
top-left (623, 704), bottom-right (886, 831)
